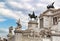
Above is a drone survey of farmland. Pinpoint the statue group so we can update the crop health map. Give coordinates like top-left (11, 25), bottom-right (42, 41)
top-left (47, 2), bottom-right (55, 9)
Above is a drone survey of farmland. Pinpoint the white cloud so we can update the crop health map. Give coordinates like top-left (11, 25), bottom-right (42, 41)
top-left (40, 0), bottom-right (54, 3)
top-left (21, 0), bottom-right (32, 2)
top-left (36, 3), bottom-right (46, 8)
top-left (23, 3), bottom-right (34, 10)
top-left (0, 28), bottom-right (8, 33)
top-left (0, 8), bottom-right (20, 19)
top-left (6, 0), bottom-right (32, 2)
top-left (0, 2), bottom-right (5, 8)
top-left (0, 28), bottom-right (8, 38)
top-left (9, 1), bottom-right (35, 11)
top-left (9, 2), bottom-right (23, 8)
top-left (54, 0), bottom-right (60, 9)
top-left (15, 11), bottom-right (28, 22)
top-left (0, 18), bottom-right (6, 22)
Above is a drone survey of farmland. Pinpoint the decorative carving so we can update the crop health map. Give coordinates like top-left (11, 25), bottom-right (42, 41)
top-left (28, 11), bottom-right (37, 19)
top-left (40, 28), bottom-right (52, 38)
top-left (3, 38), bottom-right (7, 41)
top-left (47, 2), bottom-right (55, 9)
top-left (40, 30), bottom-right (45, 38)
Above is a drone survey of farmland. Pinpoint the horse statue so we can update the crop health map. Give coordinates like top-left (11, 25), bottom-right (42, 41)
top-left (28, 11), bottom-right (37, 19)
top-left (47, 2), bottom-right (55, 9)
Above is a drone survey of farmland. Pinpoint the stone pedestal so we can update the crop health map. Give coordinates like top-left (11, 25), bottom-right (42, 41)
top-left (42, 38), bottom-right (52, 41)
top-left (52, 36), bottom-right (60, 41)
top-left (28, 20), bottom-right (38, 31)
top-left (58, 18), bottom-right (60, 31)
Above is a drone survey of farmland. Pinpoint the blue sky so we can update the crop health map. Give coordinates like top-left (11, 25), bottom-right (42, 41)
top-left (0, 0), bottom-right (60, 38)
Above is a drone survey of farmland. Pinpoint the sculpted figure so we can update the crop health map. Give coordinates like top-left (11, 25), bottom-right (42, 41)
top-left (47, 2), bottom-right (54, 9)
top-left (9, 26), bottom-right (13, 34)
top-left (28, 11), bottom-right (37, 19)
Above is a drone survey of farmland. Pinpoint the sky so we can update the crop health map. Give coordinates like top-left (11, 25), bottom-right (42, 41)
top-left (0, 0), bottom-right (60, 38)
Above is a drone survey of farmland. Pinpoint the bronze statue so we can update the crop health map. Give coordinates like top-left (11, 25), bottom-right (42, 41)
top-left (47, 2), bottom-right (54, 9)
top-left (28, 11), bottom-right (37, 19)
top-left (16, 22), bottom-right (21, 26)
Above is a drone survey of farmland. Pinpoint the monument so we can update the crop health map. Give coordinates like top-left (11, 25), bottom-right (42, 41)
top-left (6, 2), bottom-right (60, 41)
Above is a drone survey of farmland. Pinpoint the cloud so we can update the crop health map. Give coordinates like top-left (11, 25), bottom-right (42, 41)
top-left (0, 2), bottom-right (5, 8)
top-left (0, 8), bottom-right (20, 19)
top-left (53, 0), bottom-right (60, 9)
top-left (0, 18), bottom-right (6, 22)
top-left (0, 28), bottom-right (8, 38)
top-left (0, 7), bottom-right (29, 29)
top-left (20, 0), bottom-right (32, 2)
top-left (8, 1), bottom-right (35, 11)
top-left (0, 28), bottom-right (8, 33)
